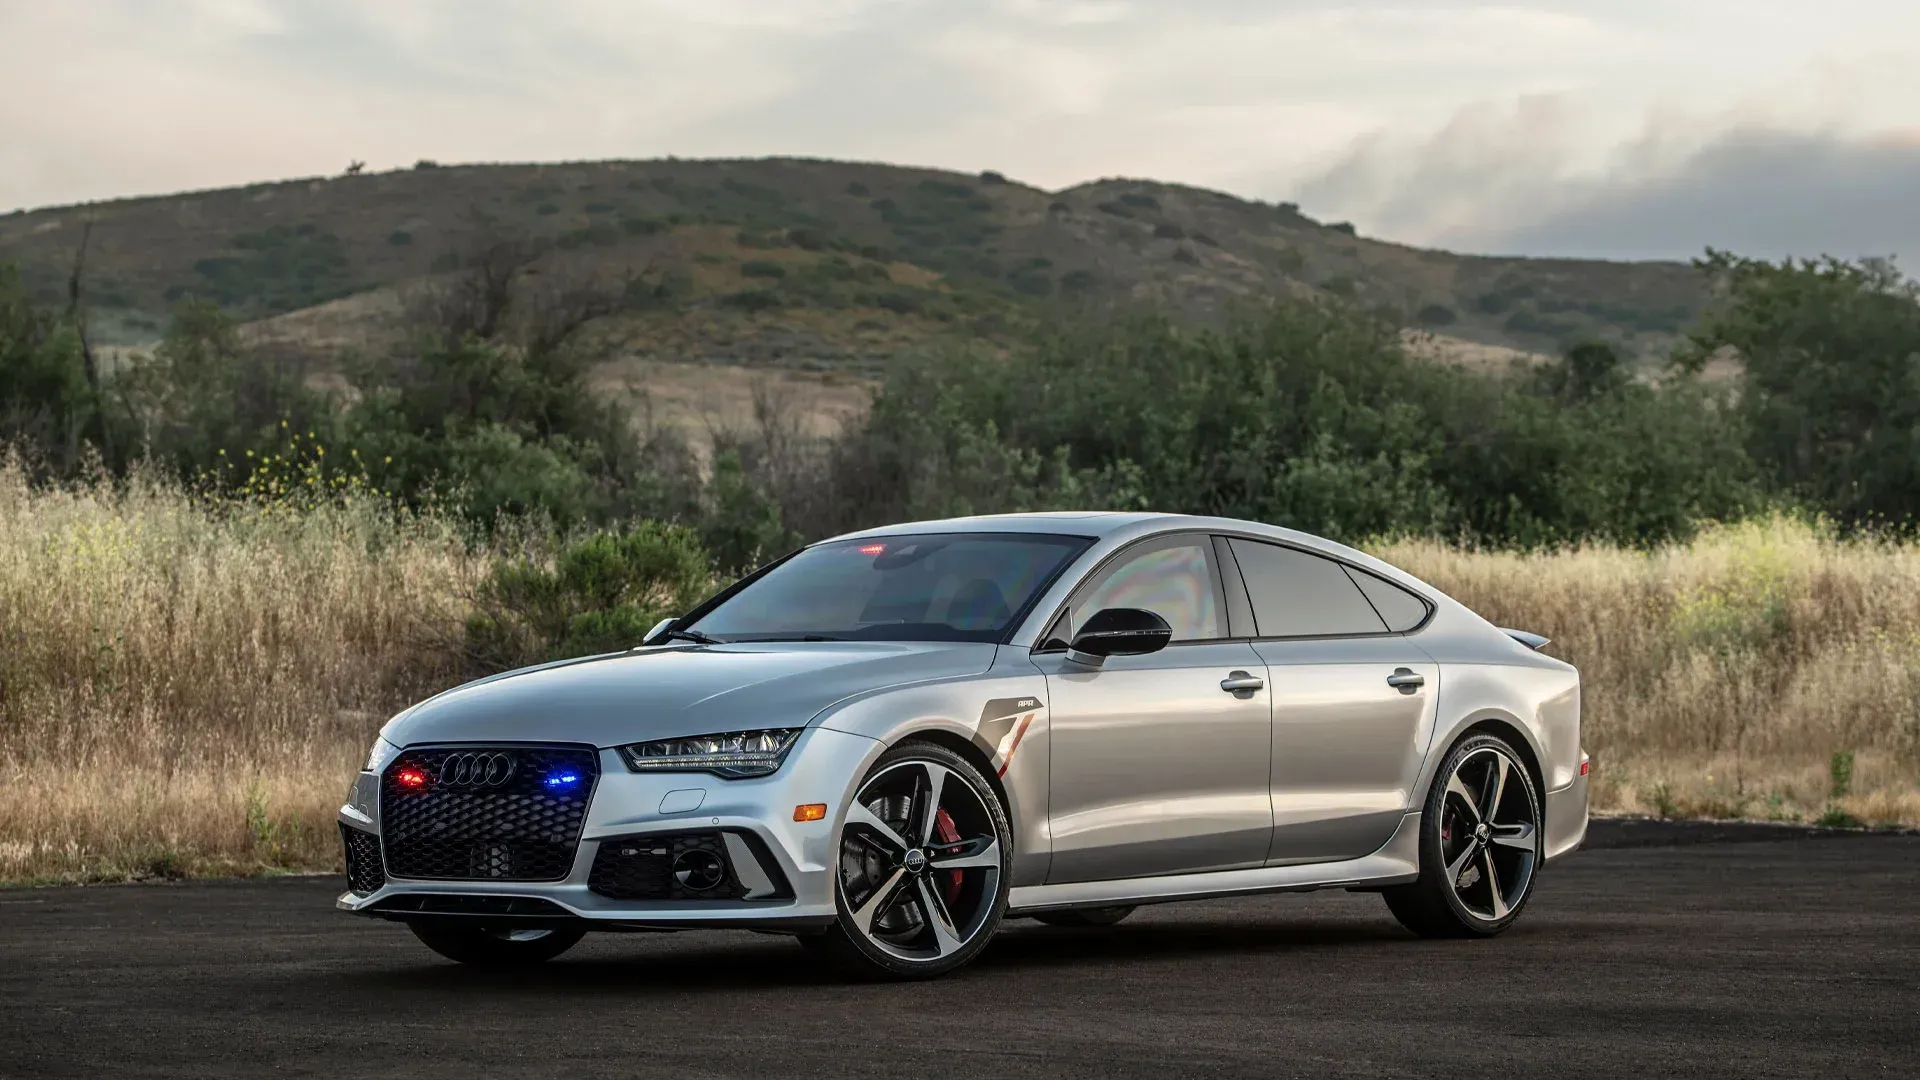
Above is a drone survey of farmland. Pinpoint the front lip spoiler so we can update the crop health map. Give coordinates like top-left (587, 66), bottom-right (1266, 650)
top-left (337, 886), bottom-right (836, 933)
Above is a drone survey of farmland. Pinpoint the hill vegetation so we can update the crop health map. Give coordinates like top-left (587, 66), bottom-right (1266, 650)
top-left (0, 157), bottom-right (1704, 364)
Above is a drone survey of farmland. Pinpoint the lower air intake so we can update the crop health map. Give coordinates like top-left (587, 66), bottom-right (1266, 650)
top-left (588, 831), bottom-right (750, 901)
top-left (341, 824), bottom-right (385, 895)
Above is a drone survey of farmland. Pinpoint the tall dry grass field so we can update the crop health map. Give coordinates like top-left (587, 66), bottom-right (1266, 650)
top-left (1381, 519), bottom-right (1920, 825)
top-left (0, 462), bottom-right (489, 883)
top-left (3, 466), bottom-right (1917, 883)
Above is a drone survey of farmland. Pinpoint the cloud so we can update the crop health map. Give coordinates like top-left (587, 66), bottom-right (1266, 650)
top-left (1295, 97), bottom-right (1920, 268)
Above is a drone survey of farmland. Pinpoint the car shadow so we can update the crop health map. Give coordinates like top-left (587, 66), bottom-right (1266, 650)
top-left (323, 916), bottom-right (1418, 998)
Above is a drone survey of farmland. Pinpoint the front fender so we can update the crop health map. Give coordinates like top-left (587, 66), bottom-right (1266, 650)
top-left (811, 651), bottom-right (1053, 887)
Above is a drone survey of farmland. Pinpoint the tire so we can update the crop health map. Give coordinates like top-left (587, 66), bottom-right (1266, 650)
top-left (810, 740), bottom-right (1012, 980)
top-left (407, 920), bottom-right (586, 966)
top-left (1384, 732), bottom-right (1543, 939)
top-left (1033, 906), bottom-right (1135, 928)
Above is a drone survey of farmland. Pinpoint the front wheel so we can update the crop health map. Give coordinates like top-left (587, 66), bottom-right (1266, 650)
top-left (1384, 733), bottom-right (1543, 938)
top-left (407, 921), bottom-right (586, 966)
top-left (810, 741), bottom-right (1012, 979)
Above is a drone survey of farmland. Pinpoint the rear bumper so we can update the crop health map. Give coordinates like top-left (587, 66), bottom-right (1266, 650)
top-left (336, 726), bottom-right (879, 931)
top-left (1543, 753), bottom-right (1589, 862)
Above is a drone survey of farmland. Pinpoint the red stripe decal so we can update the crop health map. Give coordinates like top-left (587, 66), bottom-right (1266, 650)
top-left (997, 712), bottom-right (1034, 778)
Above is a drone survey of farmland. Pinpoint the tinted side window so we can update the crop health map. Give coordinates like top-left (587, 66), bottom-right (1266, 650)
top-left (1226, 539), bottom-right (1387, 637)
top-left (1074, 539), bottom-right (1222, 642)
top-left (1347, 567), bottom-right (1431, 632)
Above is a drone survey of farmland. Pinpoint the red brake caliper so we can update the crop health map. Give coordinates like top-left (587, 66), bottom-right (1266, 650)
top-left (934, 808), bottom-right (963, 903)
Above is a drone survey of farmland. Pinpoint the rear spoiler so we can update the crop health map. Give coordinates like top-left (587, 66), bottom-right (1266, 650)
top-left (1500, 628), bottom-right (1550, 651)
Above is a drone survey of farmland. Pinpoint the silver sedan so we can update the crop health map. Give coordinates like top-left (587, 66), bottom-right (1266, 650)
top-left (338, 513), bottom-right (1588, 978)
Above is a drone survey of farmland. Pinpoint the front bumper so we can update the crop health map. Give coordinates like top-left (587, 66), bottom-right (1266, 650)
top-left (336, 726), bottom-right (881, 930)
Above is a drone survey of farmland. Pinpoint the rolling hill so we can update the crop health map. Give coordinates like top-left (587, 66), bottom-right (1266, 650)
top-left (0, 157), bottom-right (1708, 377)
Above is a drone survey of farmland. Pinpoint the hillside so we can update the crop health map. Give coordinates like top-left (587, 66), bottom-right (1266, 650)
top-left (0, 157), bottom-right (1706, 369)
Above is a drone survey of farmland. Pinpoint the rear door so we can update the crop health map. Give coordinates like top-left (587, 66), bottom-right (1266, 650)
top-left (1032, 532), bottom-right (1273, 883)
top-left (1220, 537), bottom-right (1439, 864)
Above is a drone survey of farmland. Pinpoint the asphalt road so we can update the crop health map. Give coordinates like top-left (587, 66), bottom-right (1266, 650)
top-left (4, 825), bottom-right (1918, 1079)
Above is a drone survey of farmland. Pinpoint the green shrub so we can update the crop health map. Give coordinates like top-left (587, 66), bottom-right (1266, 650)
top-left (1119, 193), bottom-right (1160, 210)
top-left (535, 203), bottom-right (560, 216)
top-left (387, 230), bottom-right (413, 247)
top-left (464, 521), bottom-right (713, 669)
top-left (740, 260), bottom-right (787, 279)
top-left (1153, 223), bottom-right (1186, 240)
top-left (725, 288), bottom-right (784, 312)
top-left (1416, 303), bottom-right (1457, 327)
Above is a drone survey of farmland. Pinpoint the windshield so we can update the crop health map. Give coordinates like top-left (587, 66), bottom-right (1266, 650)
top-left (686, 532), bottom-right (1093, 643)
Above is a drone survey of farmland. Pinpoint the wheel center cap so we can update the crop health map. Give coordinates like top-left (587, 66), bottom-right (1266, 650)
top-left (1475, 823), bottom-right (1491, 843)
top-left (902, 849), bottom-right (928, 874)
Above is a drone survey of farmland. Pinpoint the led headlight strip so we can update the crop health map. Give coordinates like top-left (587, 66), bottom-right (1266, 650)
top-left (617, 728), bottom-right (802, 779)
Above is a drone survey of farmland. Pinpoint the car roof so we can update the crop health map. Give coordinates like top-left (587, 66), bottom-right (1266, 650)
top-left (823, 512), bottom-right (1411, 582)
top-left (827, 512), bottom-right (1176, 542)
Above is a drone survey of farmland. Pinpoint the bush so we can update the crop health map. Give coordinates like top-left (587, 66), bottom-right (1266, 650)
top-left (725, 288), bottom-right (784, 312)
top-left (1153, 223), bottom-right (1186, 240)
top-left (979, 170), bottom-right (1008, 185)
top-left (464, 522), bottom-right (713, 669)
top-left (740, 260), bottom-right (787, 279)
top-left (1119, 193), bottom-right (1160, 210)
top-left (387, 230), bottom-right (413, 247)
top-left (1416, 303), bottom-right (1457, 327)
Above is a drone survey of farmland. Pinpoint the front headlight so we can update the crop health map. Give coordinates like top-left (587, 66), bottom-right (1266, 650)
top-left (364, 736), bottom-right (401, 773)
top-left (617, 728), bottom-right (802, 779)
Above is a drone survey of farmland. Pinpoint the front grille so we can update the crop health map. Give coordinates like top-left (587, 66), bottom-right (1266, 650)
top-left (341, 824), bottom-right (385, 895)
top-left (589, 831), bottom-right (748, 901)
top-left (380, 745), bottom-right (599, 882)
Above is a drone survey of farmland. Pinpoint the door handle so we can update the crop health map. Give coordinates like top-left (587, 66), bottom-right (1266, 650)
top-left (1220, 671), bottom-right (1265, 693)
top-left (1387, 668), bottom-right (1425, 693)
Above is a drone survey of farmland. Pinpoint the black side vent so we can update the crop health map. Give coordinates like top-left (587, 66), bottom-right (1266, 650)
top-left (341, 824), bottom-right (385, 895)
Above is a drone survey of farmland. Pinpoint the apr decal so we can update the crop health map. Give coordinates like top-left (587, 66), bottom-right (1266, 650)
top-left (978, 696), bottom-right (1043, 777)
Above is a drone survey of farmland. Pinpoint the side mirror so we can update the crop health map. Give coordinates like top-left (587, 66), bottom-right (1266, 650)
top-left (641, 617), bottom-right (677, 647)
top-left (1067, 607), bottom-right (1172, 666)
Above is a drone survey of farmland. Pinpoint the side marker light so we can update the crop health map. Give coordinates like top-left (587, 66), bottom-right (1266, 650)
top-left (793, 803), bottom-right (828, 822)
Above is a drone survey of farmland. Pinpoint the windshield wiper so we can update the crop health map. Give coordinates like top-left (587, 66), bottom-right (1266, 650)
top-left (660, 628), bottom-right (724, 646)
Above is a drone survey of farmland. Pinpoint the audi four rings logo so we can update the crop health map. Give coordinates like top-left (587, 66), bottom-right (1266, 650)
top-left (434, 751), bottom-right (518, 788)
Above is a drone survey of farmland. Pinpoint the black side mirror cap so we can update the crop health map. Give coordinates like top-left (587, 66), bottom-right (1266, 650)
top-left (1067, 607), bottom-right (1173, 665)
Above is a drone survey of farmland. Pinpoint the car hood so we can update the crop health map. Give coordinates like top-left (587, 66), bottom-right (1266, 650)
top-left (381, 641), bottom-right (1000, 749)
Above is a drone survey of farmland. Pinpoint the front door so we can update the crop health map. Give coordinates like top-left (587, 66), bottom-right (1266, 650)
top-left (1033, 533), bottom-right (1274, 883)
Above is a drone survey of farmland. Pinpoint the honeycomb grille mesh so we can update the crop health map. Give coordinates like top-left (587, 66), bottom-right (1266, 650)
top-left (379, 746), bottom-right (598, 882)
top-left (341, 824), bottom-right (385, 895)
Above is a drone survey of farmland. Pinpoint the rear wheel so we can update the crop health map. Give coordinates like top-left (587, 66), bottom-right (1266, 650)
top-left (810, 741), bottom-right (1012, 979)
top-left (1384, 733), bottom-right (1542, 938)
top-left (407, 921), bottom-right (586, 965)
top-left (1033, 906), bottom-right (1135, 928)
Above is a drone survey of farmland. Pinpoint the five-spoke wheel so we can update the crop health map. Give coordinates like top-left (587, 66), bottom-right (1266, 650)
top-left (806, 741), bottom-right (1011, 978)
top-left (1385, 733), bottom-right (1542, 938)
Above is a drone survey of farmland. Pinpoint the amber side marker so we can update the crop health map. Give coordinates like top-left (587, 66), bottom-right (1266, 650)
top-left (793, 803), bottom-right (828, 822)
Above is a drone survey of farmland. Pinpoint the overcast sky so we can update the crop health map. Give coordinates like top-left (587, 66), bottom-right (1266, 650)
top-left (4, 0), bottom-right (1917, 265)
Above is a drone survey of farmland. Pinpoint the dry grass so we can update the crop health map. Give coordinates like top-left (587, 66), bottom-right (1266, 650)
top-left (0, 461), bottom-right (487, 883)
top-left (1378, 518), bottom-right (1920, 827)
top-left (3, 469), bottom-right (1917, 884)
